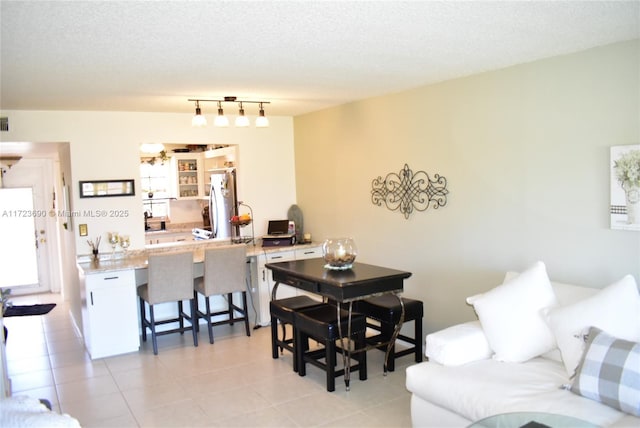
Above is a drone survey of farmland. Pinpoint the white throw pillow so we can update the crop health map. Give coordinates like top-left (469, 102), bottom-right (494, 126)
top-left (545, 274), bottom-right (640, 377)
top-left (466, 261), bottom-right (558, 362)
top-left (425, 321), bottom-right (492, 366)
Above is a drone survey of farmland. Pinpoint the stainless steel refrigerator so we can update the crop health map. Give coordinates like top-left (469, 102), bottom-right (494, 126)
top-left (208, 169), bottom-right (238, 239)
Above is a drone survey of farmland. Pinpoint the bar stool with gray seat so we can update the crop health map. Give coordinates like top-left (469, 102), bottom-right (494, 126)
top-left (137, 251), bottom-right (198, 355)
top-left (294, 304), bottom-right (368, 392)
top-left (193, 245), bottom-right (250, 344)
top-left (270, 295), bottom-right (324, 371)
top-left (353, 294), bottom-right (423, 371)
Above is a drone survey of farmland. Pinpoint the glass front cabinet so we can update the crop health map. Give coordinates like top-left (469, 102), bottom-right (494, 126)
top-left (171, 153), bottom-right (204, 199)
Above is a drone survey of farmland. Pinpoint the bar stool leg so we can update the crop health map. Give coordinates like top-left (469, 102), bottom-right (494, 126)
top-left (296, 330), bottom-right (306, 377)
top-left (227, 293), bottom-right (234, 325)
top-left (242, 292), bottom-right (250, 336)
top-left (326, 339), bottom-right (336, 392)
top-left (192, 291), bottom-right (200, 333)
top-left (190, 298), bottom-right (198, 347)
top-left (415, 318), bottom-right (423, 363)
top-left (149, 304), bottom-right (158, 355)
top-left (205, 296), bottom-right (214, 344)
top-left (358, 330), bottom-right (367, 381)
top-left (139, 297), bottom-right (147, 342)
top-left (270, 316), bottom-right (280, 358)
top-left (178, 301), bottom-right (184, 334)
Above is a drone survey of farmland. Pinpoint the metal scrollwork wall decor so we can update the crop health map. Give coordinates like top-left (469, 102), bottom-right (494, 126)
top-left (371, 164), bottom-right (448, 219)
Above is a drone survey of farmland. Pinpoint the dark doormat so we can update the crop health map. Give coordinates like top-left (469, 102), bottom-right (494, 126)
top-left (4, 303), bottom-right (56, 317)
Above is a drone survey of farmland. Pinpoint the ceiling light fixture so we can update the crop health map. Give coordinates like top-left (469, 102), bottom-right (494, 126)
top-left (255, 102), bottom-right (269, 128)
top-left (191, 100), bottom-right (207, 127)
top-left (214, 101), bottom-right (229, 127)
top-left (235, 102), bottom-right (250, 127)
top-left (187, 97), bottom-right (270, 128)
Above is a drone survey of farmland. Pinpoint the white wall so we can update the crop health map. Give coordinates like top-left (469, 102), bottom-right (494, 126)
top-left (0, 111), bottom-right (297, 254)
top-left (294, 40), bottom-right (640, 334)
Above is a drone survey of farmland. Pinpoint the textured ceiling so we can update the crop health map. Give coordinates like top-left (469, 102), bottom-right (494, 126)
top-left (1, 1), bottom-right (638, 117)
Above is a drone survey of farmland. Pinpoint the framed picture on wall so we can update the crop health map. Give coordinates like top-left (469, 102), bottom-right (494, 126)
top-left (610, 144), bottom-right (640, 231)
top-left (79, 179), bottom-right (135, 198)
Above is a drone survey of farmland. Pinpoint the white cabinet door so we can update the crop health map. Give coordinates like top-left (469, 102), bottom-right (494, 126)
top-left (255, 250), bottom-right (295, 325)
top-left (172, 153), bottom-right (204, 199)
top-left (82, 270), bottom-right (139, 359)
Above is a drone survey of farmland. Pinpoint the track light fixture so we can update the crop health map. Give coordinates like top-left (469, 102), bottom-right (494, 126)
top-left (256, 102), bottom-right (269, 128)
top-left (235, 102), bottom-right (250, 127)
top-left (214, 101), bottom-right (229, 127)
top-left (191, 100), bottom-right (207, 127)
top-left (188, 97), bottom-right (270, 128)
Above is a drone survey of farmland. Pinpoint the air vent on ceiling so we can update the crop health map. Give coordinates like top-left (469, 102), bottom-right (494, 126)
top-left (0, 117), bottom-right (8, 132)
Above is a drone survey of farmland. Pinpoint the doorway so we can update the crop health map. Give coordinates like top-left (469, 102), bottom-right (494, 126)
top-left (0, 158), bottom-right (60, 296)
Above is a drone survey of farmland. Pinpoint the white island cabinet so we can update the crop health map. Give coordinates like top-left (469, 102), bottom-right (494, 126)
top-left (79, 269), bottom-right (139, 359)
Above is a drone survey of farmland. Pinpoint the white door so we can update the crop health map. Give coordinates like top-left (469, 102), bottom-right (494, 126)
top-left (1, 159), bottom-right (53, 295)
top-left (0, 188), bottom-right (39, 288)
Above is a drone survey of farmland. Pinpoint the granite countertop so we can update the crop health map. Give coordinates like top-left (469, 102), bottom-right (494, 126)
top-left (77, 241), bottom-right (321, 274)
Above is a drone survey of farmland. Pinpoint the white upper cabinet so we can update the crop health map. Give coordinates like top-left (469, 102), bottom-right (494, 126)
top-left (171, 153), bottom-right (204, 199)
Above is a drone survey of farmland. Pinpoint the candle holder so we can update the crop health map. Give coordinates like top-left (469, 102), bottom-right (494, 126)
top-left (322, 238), bottom-right (357, 270)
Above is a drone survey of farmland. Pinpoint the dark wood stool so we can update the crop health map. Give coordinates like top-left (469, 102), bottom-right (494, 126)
top-left (354, 294), bottom-right (423, 371)
top-left (270, 295), bottom-right (324, 371)
top-left (294, 304), bottom-right (367, 392)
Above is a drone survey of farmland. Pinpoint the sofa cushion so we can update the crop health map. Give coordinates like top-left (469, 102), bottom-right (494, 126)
top-left (545, 275), bottom-right (640, 376)
top-left (405, 357), bottom-right (628, 426)
top-left (425, 321), bottom-right (492, 366)
top-left (571, 327), bottom-right (640, 417)
top-left (466, 261), bottom-right (558, 362)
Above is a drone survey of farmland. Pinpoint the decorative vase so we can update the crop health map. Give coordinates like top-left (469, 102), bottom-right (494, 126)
top-left (322, 238), bottom-right (357, 270)
top-left (624, 185), bottom-right (640, 225)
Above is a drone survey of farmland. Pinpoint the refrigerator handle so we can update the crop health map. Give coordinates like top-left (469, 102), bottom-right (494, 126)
top-left (209, 183), bottom-right (218, 238)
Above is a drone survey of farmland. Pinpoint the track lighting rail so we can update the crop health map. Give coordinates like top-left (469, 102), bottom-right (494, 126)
top-left (188, 97), bottom-right (270, 128)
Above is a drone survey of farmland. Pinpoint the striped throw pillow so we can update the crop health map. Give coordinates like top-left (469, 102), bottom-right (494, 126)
top-left (571, 327), bottom-right (640, 417)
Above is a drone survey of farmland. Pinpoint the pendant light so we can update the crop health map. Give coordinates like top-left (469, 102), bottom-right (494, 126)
top-left (214, 101), bottom-right (229, 127)
top-left (255, 102), bottom-right (269, 128)
top-left (191, 100), bottom-right (207, 127)
top-left (235, 102), bottom-right (250, 127)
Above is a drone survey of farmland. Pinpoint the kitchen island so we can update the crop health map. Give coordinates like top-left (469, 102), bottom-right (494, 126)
top-left (76, 240), bottom-right (321, 359)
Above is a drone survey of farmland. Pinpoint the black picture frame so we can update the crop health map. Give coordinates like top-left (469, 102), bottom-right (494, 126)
top-left (79, 179), bottom-right (135, 198)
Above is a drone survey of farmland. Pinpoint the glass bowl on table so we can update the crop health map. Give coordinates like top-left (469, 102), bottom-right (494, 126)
top-left (322, 238), bottom-right (357, 270)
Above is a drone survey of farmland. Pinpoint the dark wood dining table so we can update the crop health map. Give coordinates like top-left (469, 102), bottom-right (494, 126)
top-left (266, 257), bottom-right (412, 389)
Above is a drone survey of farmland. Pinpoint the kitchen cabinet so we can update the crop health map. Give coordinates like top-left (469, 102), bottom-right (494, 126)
top-left (79, 269), bottom-right (139, 359)
top-left (253, 245), bottom-right (322, 326)
top-left (203, 146), bottom-right (236, 197)
top-left (172, 153), bottom-right (204, 199)
top-left (146, 231), bottom-right (194, 245)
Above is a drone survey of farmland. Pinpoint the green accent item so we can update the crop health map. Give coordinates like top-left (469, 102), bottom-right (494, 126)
top-left (287, 204), bottom-right (303, 243)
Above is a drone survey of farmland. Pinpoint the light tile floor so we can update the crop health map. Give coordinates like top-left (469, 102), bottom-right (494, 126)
top-left (4, 293), bottom-right (414, 427)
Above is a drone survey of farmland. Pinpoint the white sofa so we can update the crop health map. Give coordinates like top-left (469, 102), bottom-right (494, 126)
top-left (406, 265), bottom-right (640, 427)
